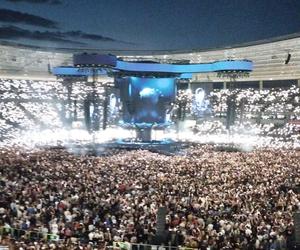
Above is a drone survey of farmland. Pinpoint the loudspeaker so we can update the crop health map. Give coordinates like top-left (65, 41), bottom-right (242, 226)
top-left (47, 63), bottom-right (52, 74)
top-left (151, 206), bottom-right (168, 245)
top-left (294, 212), bottom-right (300, 247)
top-left (285, 53), bottom-right (291, 64)
top-left (156, 207), bottom-right (167, 234)
top-left (177, 81), bottom-right (189, 90)
top-left (84, 99), bottom-right (91, 131)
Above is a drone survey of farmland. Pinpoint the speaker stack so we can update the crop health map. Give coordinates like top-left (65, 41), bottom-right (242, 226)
top-left (294, 212), bottom-right (300, 248)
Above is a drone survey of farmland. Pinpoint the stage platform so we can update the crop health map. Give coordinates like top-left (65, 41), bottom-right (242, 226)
top-left (66, 139), bottom-right (192, 156)
top-left (43, 138), bottom-right (257, 157)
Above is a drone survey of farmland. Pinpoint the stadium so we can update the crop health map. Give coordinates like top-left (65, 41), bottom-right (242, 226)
top-left (0, 1), bottom-right (299, 249)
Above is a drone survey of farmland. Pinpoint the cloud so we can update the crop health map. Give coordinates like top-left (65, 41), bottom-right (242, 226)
top-left (0, 40), bottom-right (44, 49)
top-left (65, 31), bottom-right (116, 42)
top-left (0, 9), bottom-right (58, 28)
top-left (0, 23), bottom-right (137, 48)
top-left (0, 9), bottom-right (136, 45)
top-left (0, 26), bottom-right (85, 45)
top-left (6, 0), bottom-right (62, 4)
top-left (65, 30), bottom-right (136, 45)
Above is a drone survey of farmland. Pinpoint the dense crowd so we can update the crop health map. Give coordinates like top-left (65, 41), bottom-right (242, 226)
top-left (0, 79), bottom-right (299, 144)
top-left (0, 78), bottom-right (106, 141)
top-left (0, 78), bottom-right (299, 249)
top-left (0, 146), bottom-right (299, 249)
top-left (209, 85), bottom-right (300, 120)
top-left (191, 85), bottom-right (300, 147)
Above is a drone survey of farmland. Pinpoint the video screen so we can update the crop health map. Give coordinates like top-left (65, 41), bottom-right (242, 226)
top-left (117, 77), bottom-right (176, 125)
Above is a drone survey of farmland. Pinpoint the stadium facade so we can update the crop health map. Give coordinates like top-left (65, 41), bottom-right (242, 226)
top-left (0, 34), bottom-right (299, 85)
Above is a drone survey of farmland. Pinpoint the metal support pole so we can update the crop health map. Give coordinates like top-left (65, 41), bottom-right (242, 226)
top-left (103, 87), bottom-right (108, 130)
top-left (259, 80), bottom-right (263, 90)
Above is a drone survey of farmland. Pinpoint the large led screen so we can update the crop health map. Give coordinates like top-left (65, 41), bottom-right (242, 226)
top-left (117, 77), bottom-right (176, 126)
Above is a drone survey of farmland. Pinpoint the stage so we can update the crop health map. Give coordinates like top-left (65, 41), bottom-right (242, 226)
top-left (65, 139), bottom-right (193, 156)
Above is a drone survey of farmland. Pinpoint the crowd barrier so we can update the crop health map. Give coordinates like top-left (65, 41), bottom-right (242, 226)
top-left (108, 242), bottom-right (194, 250)
top-left (0, 226), bottom-right (197, 249)
top-left (0, 226), bottom-right (59, 242)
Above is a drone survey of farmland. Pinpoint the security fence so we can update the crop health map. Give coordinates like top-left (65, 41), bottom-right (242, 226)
top-left (0, 226), bottom-right (59, 242)
top-left (0, 226), bottom-right (197, 250)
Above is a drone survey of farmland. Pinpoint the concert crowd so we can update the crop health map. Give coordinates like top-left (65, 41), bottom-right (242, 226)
top-left (0, 79), bottom-right (299, 147)
top-left (0, 146), bottom-right (299, 249)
